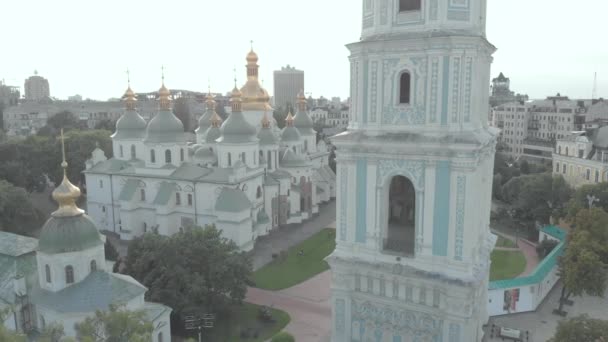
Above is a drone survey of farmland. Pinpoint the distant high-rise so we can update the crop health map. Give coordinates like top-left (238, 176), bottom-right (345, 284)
top-left (24, 70), bottom-right (50, 101)
top-left (273, 65), bottom-right (304, 111)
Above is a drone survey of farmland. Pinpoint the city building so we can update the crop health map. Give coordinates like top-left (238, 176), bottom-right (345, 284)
top-left (0, 81), bottom-right (20, 107)
top-left (24, 70), bottom-right (50, 101)
top-left (553, 128), bottom-right (608, 188)
top-left (273, 65), bottom-right (304, 111)
top-left (584, 98), bottom-right (608, 129)
top-left (328, 0), bottom-right (497, 341)
top-left (83, 49), bottom-right (336, 251)
top-left (489, 72), bottom-right (528, 108)
top-left (0, 144), bottom-right (171, 341)
top-left (492, 94), bottom-right (585, 162)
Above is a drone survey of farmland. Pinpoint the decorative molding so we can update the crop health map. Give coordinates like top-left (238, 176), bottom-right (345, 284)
top-left (429, 0), bottom-right (439, 20)
top-left (380, 0), bottom-right (389, 25)
top-left (339, 165), bottom-right (348, 241)
top-left (370, 61), bottom-right (378, 123)
top-left (454, 176), bottom-right (466, 261)
top-left (451, 57), bottom-right (461, 123)
top-left (381, 57), bottom-right (428, 125)
top-left (464, 57), bottom-right (473, 122)
top-left (335, 299), bottom-right (346, 334)
top-left (430, 58), bottom-right (439, 123)
top-left (449, 322), bottom-right (462, 342)
top-left (377, 159), bottom-right (426, 190)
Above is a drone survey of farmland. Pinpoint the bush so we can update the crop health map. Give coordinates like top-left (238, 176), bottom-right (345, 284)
top-left (536, 238), bottom-right (559, 259)
top-left (271, 332), bottom-right (295, 342)
top-left (104, 239), bottom-right (119, 261)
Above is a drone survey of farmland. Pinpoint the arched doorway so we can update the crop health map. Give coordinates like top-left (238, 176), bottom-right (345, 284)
top-left (385, 175), bottom-right (415, 256)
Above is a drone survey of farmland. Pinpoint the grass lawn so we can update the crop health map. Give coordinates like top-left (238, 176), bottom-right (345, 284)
top-left (490, 250), bottom-right (527, 281)
top-left (253, 228), bottom-right (336, 290)
top-left (180, 302), bottom-right (290, 342)
top-left (495, 236), bottom-right (517, 248)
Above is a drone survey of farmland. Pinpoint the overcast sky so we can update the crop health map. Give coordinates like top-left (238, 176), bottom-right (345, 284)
top-left (2, 0), bottom-right (606, 101)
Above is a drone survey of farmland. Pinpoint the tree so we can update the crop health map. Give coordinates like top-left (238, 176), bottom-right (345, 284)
top-left (123, 226), bottom-right (252, 315)
top-left (74, 304), bottom-right (153, 342)
top-left (47, 111), bottom-right (79, 132)
top-left (104, 239), bottom-right (120, 261)
top-left (38, 323), bottom-right (71, 342)
top-left (519, 159), bottom-right (530, 174)
top-left (549, 315), bottom-right (608, 342)
top-left (0, 180), bottom-right (43, 236)
top-left (55, 129), bottom-right (113, 185)
top-left (0, 101), bottom-right (5, 132)
top-left (95, 119), bottom-right (116, 131)
top-left (0, 308), bottom-right (27, 342)
top-left (173, 97), bottom-right (192, 132)
top-left (556, 208), bottom-right (608, 314)
top-left (271, 332), bottom-right (295, 342)
top-left (273, 109), bottom-right (287, 129)
top-left (565, 182), bottom-right (608, 221)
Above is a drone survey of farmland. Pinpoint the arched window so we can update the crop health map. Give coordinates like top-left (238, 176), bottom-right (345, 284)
top-left (99, 180), bottom-right (103, 189)
top-left (558, 146), bottom-right (562, 154)
top-left (90, 260), bottom-right (97, 272)
top-left (65, 265), bottom-right (74, 284)
top-left (399, 72), bottom-right (411, 104)
top-left (180, 148), bottom-right (185, 162)
top-left (187, 194), bottom-right (193, 206)
top-left (228, 153), bottom-right (232, 166)
top-left (143, 222), bottom-right (147, 233)
top-left (596, 170), bottom-right (600, 183)
top-left (176, 193), bottom-right (181, 205)
top-left (150, 149), bottom-right (156, 163)
top-left (131, 145), bottom-right (136, 159)
top-left (259, 150), bottom-right (264, 161)
top-left (565, 147), bottom-right (569, 156)
top-left (293, 146), bottom-right (297, 153)
top-left (165, 149), bottom-right (172, 164)
top-left (267, 150), bottom-right (272, 169)
top-left (562, 164), bottom-right (566, 174)
top-left (399, 0), bottom-right (421, 12)
top-left (256, 186), bottom-right (262, 199)
top-left (119, 145), bottom-right (124, 158)
top-left (158, 332), bottom-right (164, 342)
top-left (586, 169), bottom-right (591, 180)
top-left (45, 265), bottom-right (51, 283)
top-left (140, 189), bottom-right (146, 201)
top-left (555, 163), bottom-right (560, 173)
top-left (385, 175), bottom-right (415, 256)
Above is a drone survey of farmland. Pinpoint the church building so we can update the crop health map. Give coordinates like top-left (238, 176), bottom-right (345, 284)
top-left (84, 50), bottom-right (336, 251)
top-left (328, 0), bottom-right (498, 341)
top-left (0, 135), bottom-right (171, 341)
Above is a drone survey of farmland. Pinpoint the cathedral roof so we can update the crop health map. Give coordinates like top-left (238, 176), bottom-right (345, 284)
top-left (281, 126), bottom-right (301, 142)
top-left (205, 126), bottom-right (222, 144)
top-left (258, 127), bottom-right (278, 145)
top-left (0, 231), bottom-right (38, 257)
top-left (215, 188), bottom-right (251, 212)
top-left (112, 86), bottom-right (147, 140)
top-left (195, 93), bottom-right (218, 134)
top-left (32, 271), bottom-right (146, 313)
top-left (144, 82), bottom-right (187, 144)
top-left (240, 49), bottom-right (272, 111)
top-left (280, 149), bottom-right (309, 168)
top-left (293, 90), bottom-right (316, 136)
top-left (257, 209), bottom-right (270, 223)
top-left (153, 182), bottom-right (178, 205)
top-left (194, 147), bottom-right (216, 162)
top-left (217, 88), bottom-right (258, 144)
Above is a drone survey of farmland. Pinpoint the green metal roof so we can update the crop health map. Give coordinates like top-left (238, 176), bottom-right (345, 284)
top-left (294, 110), bottom-right (315, 136)
top-left (143, 302), bottom-right (172, 322)
top-left (541, 225), bottom-right (567, 241)
top-left (194, 147), bottom-right (216, 162)
top-left (489, 226), bottom-right (567, 290)
top-left (217, 111), bottom-right (257, 144)
top-left (38, 215), bottom-right (104, 254)
top-left (269, 170), bottom-right (291, 179)
top-left (153, 182), bottom-right (178, 205)
top-left (264, 175), bottom-right (279, 185)
top-left (170, 163), bottom-right (212, 180)
top-left (195, 109), bottom-right (214, 134)
top-left (258, 127), bottom-right (278, 145)
top-left (215, 188), bottom-right (251, 212)
top-left (281, 126), bottom-right (301, 142)
top-left (84, 158), bottom-right (131, 174)
top-left (144, 110), bottom-right (187, 143)
top-left (280, 149), bottom-right (309, 167)
top-left (118, 179), bottom-right (139, 201)
top-left (32, 271), bottom-right (146, 313)
top-left (205, 126), bottom-right (221, 143)
top-left (111, 110), bottom-right (147, 140)
top-left (0, 232), bottom-right (38, 257)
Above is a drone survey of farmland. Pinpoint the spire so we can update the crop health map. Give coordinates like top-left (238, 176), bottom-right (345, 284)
top-left (231, 86), bottom-right (243, 112)
top-left (285, 111), bottom-right (295, 127)
top-left (158, 66), bottom-right (171, 110)
top-left (206, 91), bottom-right (216, 110)
top-left (261, 109), bottom-right (271, 128)
top-left (124, 69), bottom-right (136, 110)
top-left (297, 89), bottom-right (307, 112)
top-left (51, 129), bottom-right (84, 218)
top-left (246, 43), bottom-right (259, 79)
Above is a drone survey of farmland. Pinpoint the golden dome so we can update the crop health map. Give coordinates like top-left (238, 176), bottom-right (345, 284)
top-left (52, 130), bottom-right (84, 218)
top-left (231, 86), bottom-right (243, 99)
top-left (124, 86), bottom-right (137, 110)
top-left (246, 49), bottom-right (258, 64)
top-left (210, 111), bottom-right (223, 128)
top-left (206, 92), bottom-right (216, 109)
top-left (158, 83), bottom-right (171, 110)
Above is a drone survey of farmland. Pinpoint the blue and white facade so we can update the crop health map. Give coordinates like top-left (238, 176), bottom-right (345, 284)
top-left (328, 0), bottom-right (498, 341)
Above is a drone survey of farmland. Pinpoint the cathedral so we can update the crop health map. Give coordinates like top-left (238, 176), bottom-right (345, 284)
top-left (84, 50), bottom-right (336, 250)
top-left (328, 0), bottom-right (498, 341)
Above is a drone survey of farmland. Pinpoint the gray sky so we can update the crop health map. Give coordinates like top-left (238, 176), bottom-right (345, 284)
top-left (2, 0), bottom-right (606, 101)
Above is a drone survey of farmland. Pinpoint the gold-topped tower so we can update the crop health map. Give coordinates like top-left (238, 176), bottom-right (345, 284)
top-left (285, 110), bottom-right (295, 127)
top-left (51, 129), bottom-right (84, 218)
top-left (240, 46), bottom-right (272, 111)
top-left (159, 66), bottom-right (171, 110)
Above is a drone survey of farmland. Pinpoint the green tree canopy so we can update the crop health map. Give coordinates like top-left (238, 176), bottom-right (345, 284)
top-left (94, 119), bottom-right (116, 131)
top-left (123, 226), bottom-right (252, 314)
top-left (549, 314), bottom-right (608, 342)
top-left (74, 304), bottom-right (153, 342)
top-left (47, 111), bottom-right (80, 132)
top-left (173, 97), bottom-right (192, 132)
top-left (0, 308), bottom-right (26, 342)
top-left (565, 182), bottom-right (608, 220)
top-left (0, 180), bottom-right (43, 235)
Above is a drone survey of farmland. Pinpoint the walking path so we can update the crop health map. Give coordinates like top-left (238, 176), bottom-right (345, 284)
top-left (491, 229), bottom-right (540, 278)
top-left (246, 271), bottom-right (332, 342)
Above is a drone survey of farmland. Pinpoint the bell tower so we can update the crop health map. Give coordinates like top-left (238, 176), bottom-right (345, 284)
top-left (328, 0), bottom-right (497, 341)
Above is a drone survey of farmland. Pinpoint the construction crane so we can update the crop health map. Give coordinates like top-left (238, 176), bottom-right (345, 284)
top-left (592, 72), bottom-right (598, 100)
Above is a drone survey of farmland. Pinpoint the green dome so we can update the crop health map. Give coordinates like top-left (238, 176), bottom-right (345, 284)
top-left (38, 214), bottom-right (104, 254)
top-left (281, 126), bottom-right (301, 142)
top-left (258, 127), bottom-right (278, 145)
top-left (195, 109), bottom-right (214, 134)
top-left (205, 126), bottom-right (222, 143)
top-left (194, 147), bottom-right (217, 163)
top-left (217, 111), bottom-right (257, 144)
top-left (294, 110), bottom-right (315, 136)
top-left (280, 149), bottom-right (309, 167)
top-left (257, 209), bottom-right (270, 223)
top-left (144, 110), bottom-right (187, 143)
top-left (111, 110), bottom-right (147, 140)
